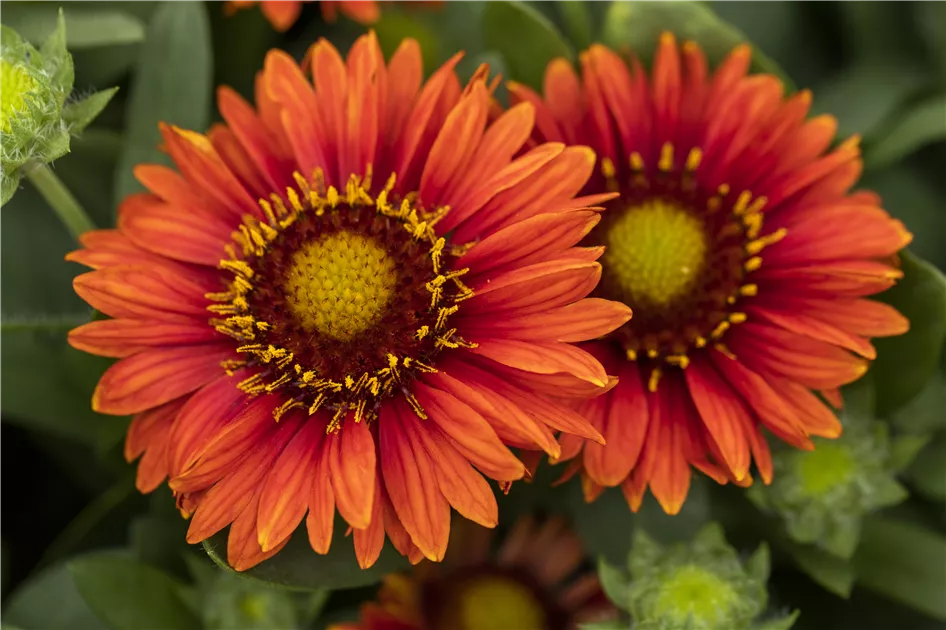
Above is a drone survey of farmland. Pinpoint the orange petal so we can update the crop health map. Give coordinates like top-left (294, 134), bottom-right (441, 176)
top-left (329, 417), bottom-right (377, 530)
top-left (461, 298), bottom-right (632, 344)
top-left (257, 420), bottom-right (322, 552)
top-left (69, 318), bottom-right (218, 359)
top-left (466, 260), bottom-right (601, 316)
top-left (353, 476), bottom-right (385, 569)
top-left (228, 491), bottom-right (288, 572)
top-left (72, 266), bottom-right (212, 320)
top-left (306, 432), bottom-right (336, 555)
top-left (379, 401), bottom-right (450, 562)
top-left (583, 363), bottom-right (649, 487)
top-left (93, 344), bottom-right (233, 416)
top-left (685, 357), bottom-right (752, 481)
top-left (470, 339), bottom-right (608, 387)
top-left (414, 380), bottom-right (526, 481)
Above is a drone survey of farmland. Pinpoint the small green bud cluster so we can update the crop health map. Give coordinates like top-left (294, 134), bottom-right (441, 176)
top-left (1, 10), bottom-right (117, 205)
top-left (597, 524), bottom-right (797, 630)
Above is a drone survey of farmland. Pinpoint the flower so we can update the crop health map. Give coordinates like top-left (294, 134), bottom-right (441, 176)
top-left (1, 12), bottom-right (116, 205)
top-left (332, 516), bottom-right (616, 630)
top-left (600, 524), bottom-right (797, 630)
top-left (224, 0), bottom-right (380, 31)
top-left (67, 33), bottom-right (631, 571)
top-left (513, 34), bottom-right (913, 514)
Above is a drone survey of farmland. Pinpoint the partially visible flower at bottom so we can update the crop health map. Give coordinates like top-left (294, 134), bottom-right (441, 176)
top-left (599, 524), bottom-right (797, 630)
top-left (332, 516), bottom-right (617, 630)
top-left (224, 0), bottom-right (379, 31)
top-left (67, 33), bottom-right (630, 571)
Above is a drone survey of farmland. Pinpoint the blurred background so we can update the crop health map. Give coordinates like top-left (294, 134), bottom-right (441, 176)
top-left (2, 2), bottom-right (944, 629)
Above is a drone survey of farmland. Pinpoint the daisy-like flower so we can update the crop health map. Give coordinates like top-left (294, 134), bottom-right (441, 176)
top-left (332, 516), bottom-right (616, 630)
top-left (224, 0), bottom-right (380, 32)
top-left (512, 33), bottom-right (912, 514)
top-left (67, 33), bottom-right (631, 571)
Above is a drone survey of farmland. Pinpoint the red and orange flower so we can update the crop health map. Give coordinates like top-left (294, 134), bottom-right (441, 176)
top-left (512, 34), bottom-right (912, 514)
top-left (333, 516), bottom-right (616, 630)
top-left (67, 34), bottom-right (632, 571)
top-left (225, 0), bottom-right (380, 32)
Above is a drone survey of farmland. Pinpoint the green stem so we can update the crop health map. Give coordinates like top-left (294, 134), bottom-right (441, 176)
top-left (26, 162), bottom-right (96, 240)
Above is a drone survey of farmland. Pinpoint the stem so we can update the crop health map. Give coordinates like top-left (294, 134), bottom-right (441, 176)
top-left (26, 162), bottom-right (96, 241)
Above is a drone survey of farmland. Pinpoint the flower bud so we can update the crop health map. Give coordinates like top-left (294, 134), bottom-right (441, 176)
top-left (1, 10), bottom-right (116, 205)
top-left (599, 524), bottom-right (797, 630)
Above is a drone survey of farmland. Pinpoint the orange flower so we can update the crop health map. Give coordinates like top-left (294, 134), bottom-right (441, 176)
top-left (225, 0), bottom-right (380, 31)
top-left (67, 33), bottom-right (631, 571)
top-left (332, 516), bottom-right (616, 630)
top-left (512, 34), bottom-right (912, 515)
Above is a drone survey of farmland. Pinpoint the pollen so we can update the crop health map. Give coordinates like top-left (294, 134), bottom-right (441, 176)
top-left (0, 59), bottom-right (37, 133)
top-left (602, 198), bottom-right (708, 309)
top-left (283, 230), bottom-right (397, 341)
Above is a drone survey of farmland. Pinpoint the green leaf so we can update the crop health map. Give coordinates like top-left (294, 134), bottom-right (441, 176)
top-left (601, 1), bottom-right (791, 88)
top-left (887, 434), bottom-right (932, 472)
top-left (864, 94), bottom-right (946, 170)
top-left (754, 610), bottom-right (800, 630)
top-left (62, 88), bottom-right (119, 134)
top-left (2, 169), bottom-right (20, 207)
top-left (2, 562), bottom-right (107, 630)
top-left (202, 519), bottom-right (409, 591)
top-left (915, 2), bottom-right (946, 83)
top-left (0, 5), bottom-right (145, 49)
top-left (597, 557), bottom-right (630, 610)
top-left (374, 10), bottom-right (441, 75)
top-left (557, 1), bottom-right (593, 50)
top-left (745, 543), bottom-right (771, 584)
top-left (203, 571), bottom-right (301, 630)
top-left (483, 1), bottom-right (573, 90)
top-left (907, 434), bottom-right (946, 502)
top-left (787, 542), bottom-right (855, 598)
top-left (810, 62), bottom-right (926, 140)
top-left (889, 364), bottom-right (946, 434)
top-left (871, 251), bottom-right (946, 416)
top-left (578, 621), bottom-right (628, 630)
top-left (855, 517), bottom-right (946, 620)
top-left (113, 1), bottom-right (212, 204)
top-left (70, 554), bottom-right (202, 630)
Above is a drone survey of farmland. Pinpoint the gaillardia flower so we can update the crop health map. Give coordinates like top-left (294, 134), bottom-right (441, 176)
top-left (513, 34), bottom-right (912, 514)
top-left (333, 516), bottom-right (616, 630)
top-left (225, 0), bottom-right (380, 32)
top-left (67, 34), bottom-right (631, 571)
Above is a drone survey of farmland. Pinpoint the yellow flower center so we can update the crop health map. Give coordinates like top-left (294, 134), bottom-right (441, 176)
top-left (652, 564), bottom-right (737, 626)
top-left (602, 198), bottom-right (707, 309)
top-left (0, 59), bottom-right (37, 133)
top-left (796, 442), bottom-right (856, 497)
top-left (283, 230), bottom-right (397, 341)
top-left (455, 576), bottom-right (546, 630)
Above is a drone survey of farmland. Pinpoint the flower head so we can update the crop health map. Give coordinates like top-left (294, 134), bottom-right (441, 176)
top-left (1, 12), bottom-right (116, 205)
top-left (516, 33), bottom-right (912, 513)
top-left (333, 516), bottom-right (616, 630)
top-left (67, 33), bottom-right (631, 571)
top-left (225, 1), bottom-right (381, 31)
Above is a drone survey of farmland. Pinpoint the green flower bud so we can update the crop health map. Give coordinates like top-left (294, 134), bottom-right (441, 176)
top-left (598, 524), bottom-right (797, 630)
top-left (1, 10), bottom-right (117, 206)
top-left (748, 408), bottom-right (912, 559)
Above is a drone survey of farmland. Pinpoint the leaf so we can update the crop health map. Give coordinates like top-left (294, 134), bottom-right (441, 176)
top-left (787, 542), bottom-right (855, 598)
top-left (113, 1), bottom-right (212, 204)
top-left (203, 571), bottom-right (300, 630)
top-left (865, 94), bottom-right (946, 170)
top-left (202, 519), bottom-right (409, 591)
top-left (0, 4), bottom-right (146, 49)
top-left (62, 88), bottom-right (119, 134)
top-left (2, 562), bottom-right (107, 630)
top-left (601, 1), bottom-right (792, 89)
top-left (557, 1), bottom-right (593, 50)
top-left (745, 542), bottom-right (771, 584)
top-left (915, 1), bottom-right (946, 83)
top-left (597, 557), bottom-right (630, 610)
top-left (70, 553), bottom-right (202, 630)
top-left (810, 61), bottom-right (927, 140)
top-left (854, 517), bottom-right (946, 620)
top-left (887, 434), bottom-right (932, 472)
top-left (483, 1), bottom-right (573, 90)
top-left (374, 10), bottom-right (441, 74)
top-left (890, 366), bottom-right (946, 434)
top-left (2, 170), bottom-right (20, 207)
top-left (754, 610), bottom-right (800, 630)
top-left (871, 251), bottom-right (946, 416)
top-left (906, 434), bottom-right (946, 502)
